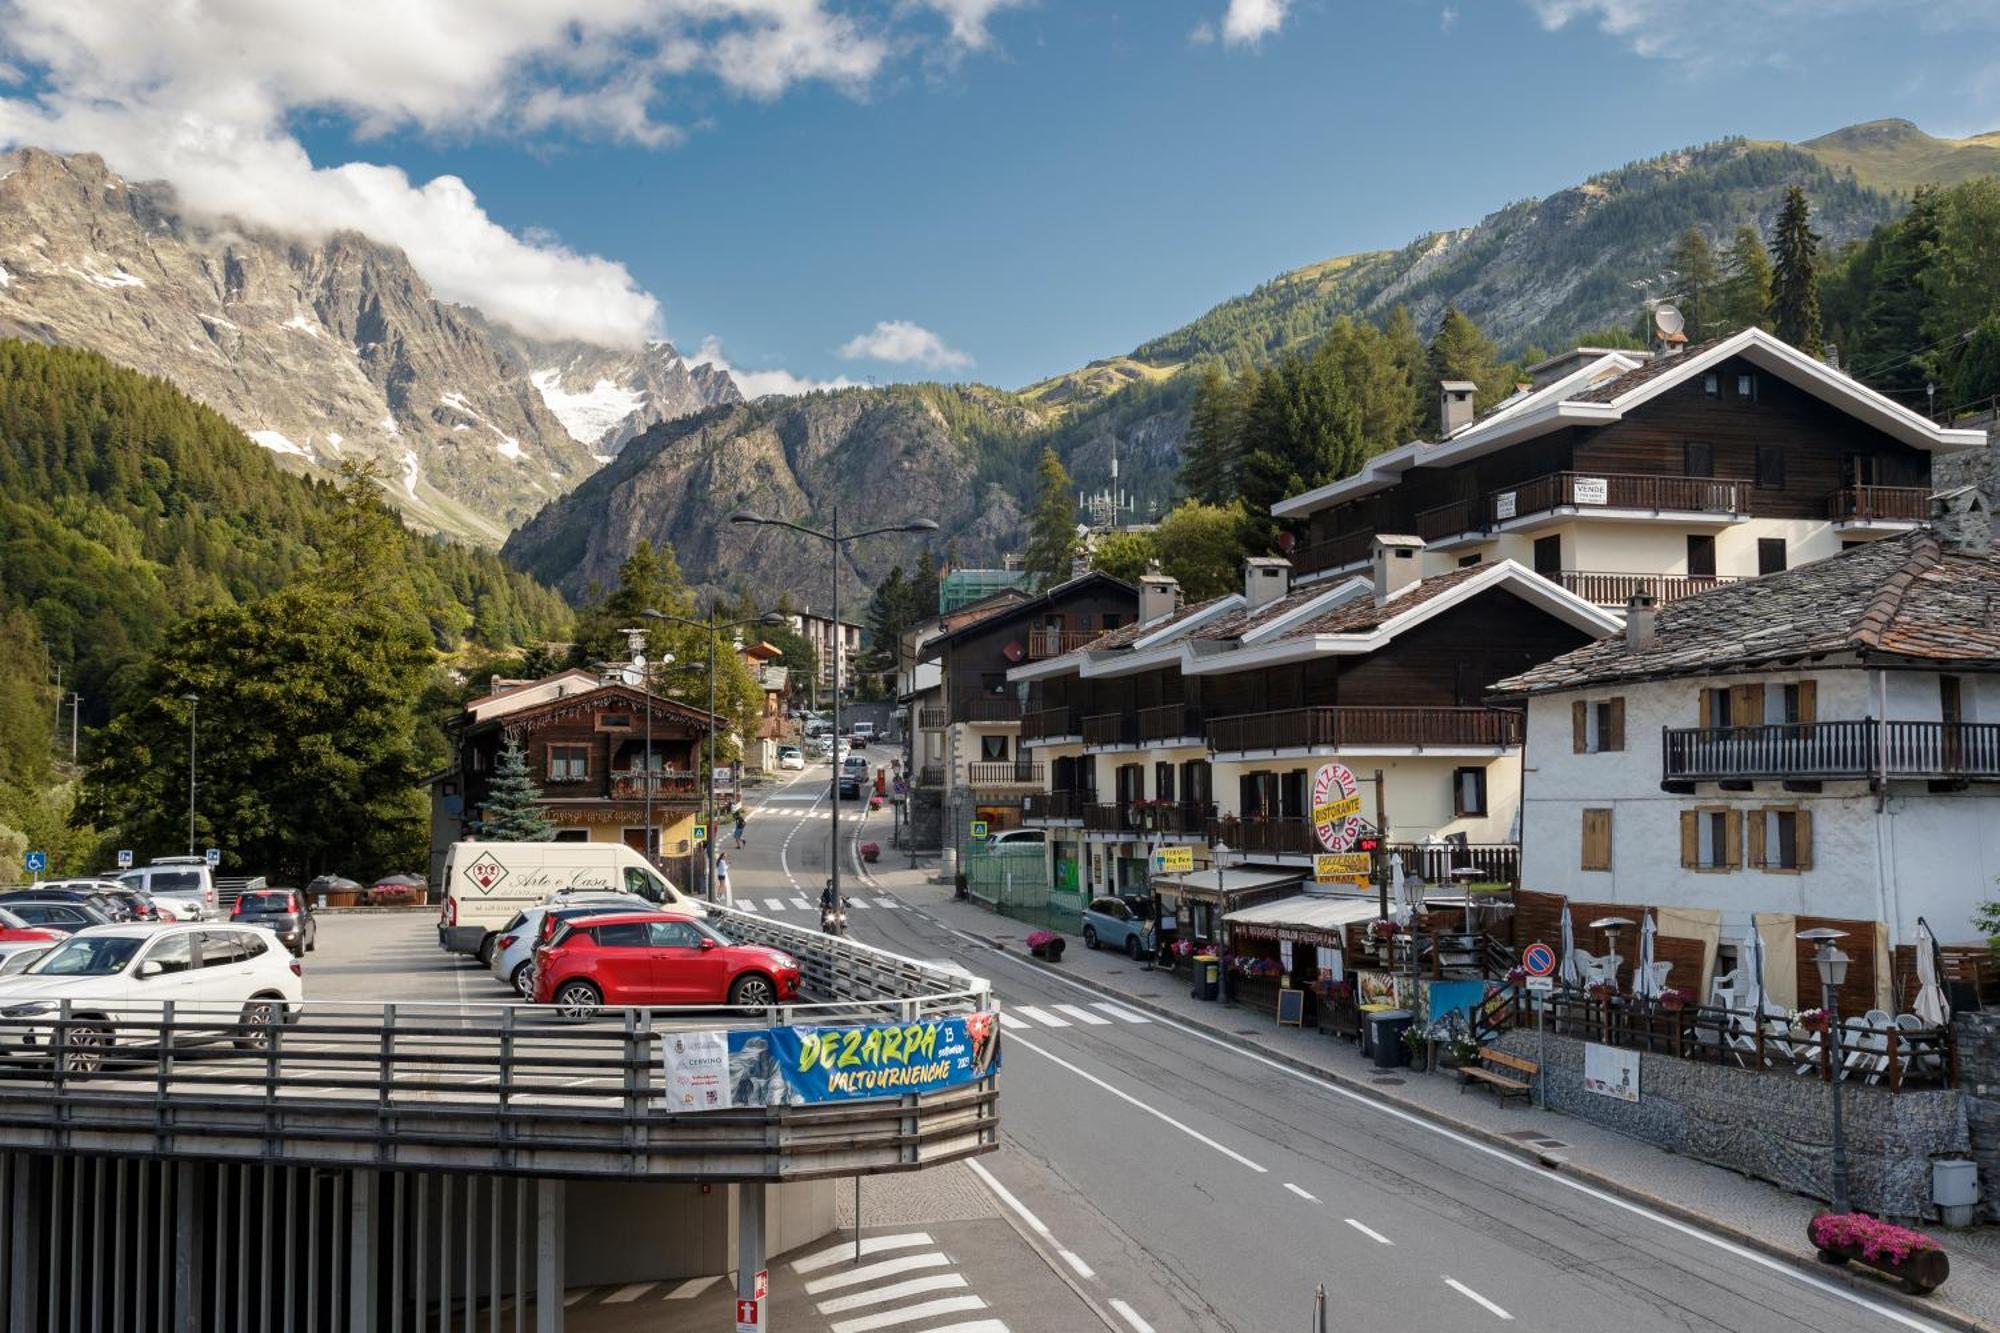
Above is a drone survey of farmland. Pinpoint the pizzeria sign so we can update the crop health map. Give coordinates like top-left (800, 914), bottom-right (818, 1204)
top-left (1311, 763), bottom-right (1363, 852)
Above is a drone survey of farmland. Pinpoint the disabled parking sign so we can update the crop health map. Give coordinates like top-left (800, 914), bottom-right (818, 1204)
top-left (23, 851), bottom-right (45, 875)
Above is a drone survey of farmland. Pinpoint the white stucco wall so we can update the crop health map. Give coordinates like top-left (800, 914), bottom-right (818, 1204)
top-left (1520, 670), bottom-right (2000, 944)
top-left (1412, 516), bottom-right (1883, 583)
top-left (1210, 753), bottom-right (1520, 846)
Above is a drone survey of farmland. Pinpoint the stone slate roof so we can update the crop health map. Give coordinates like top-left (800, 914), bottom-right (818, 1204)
top-left (1270, 567), bottom-right (1483, 638)
top-left (1496, 532), bottom-right (2000, 695)
top-left (1076, 594), bottom-right (1233, 653)
top-left (1185, 585), bottom-right (1343, 642)
top-left (1566, 336), bottom-right (1732, 404)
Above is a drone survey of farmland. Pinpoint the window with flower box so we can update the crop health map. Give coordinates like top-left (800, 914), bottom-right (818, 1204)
top-left (548, 744), bottom-right (589, 783)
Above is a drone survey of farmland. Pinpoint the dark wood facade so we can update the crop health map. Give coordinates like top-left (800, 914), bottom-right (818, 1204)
top-left (927, 574), bottom-right (1138, 727)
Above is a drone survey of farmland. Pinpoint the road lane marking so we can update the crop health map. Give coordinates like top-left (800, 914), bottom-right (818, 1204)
top-left (1008, 1035), bottom-right (1267, 1173)
top-left (914, 1324), bottom-right (1008, 1333)
top-left (996, 1013), bottom-right (1027, 1030)
top-left (849, 898), bottom-right (872, 909)
top-left (1057, 1249), bottom-right (1095, 1279)
top-left (764, 898), bottom-right (787, 911)
top-left (814, 1273), bottom-right (968, 1314)
top-left (829, 1296), bottom-right (987, 1333)
top-left (1090, 1002), bottom-right (1149, 1023)
top-left (1283, 1183), bottom-right (1317, 1202)
top-left (791, 897), bottom-right (813, 911)
top-left (792, 1233), bottom-right (934, 1275)
top-left (664, 1276), bottom-right (720, 1298)
top-left (1011, 1005), bottom-right (1069, 1028)
top-left (737, 901), bottom-right (760, 913)
top-left (965, 1158), bottom-right (1051, 1236)
top-left (1108, 1299), bottom-right (1157, 1332)
top-left (874, 897), bottom-right (898, 909)
top-left (802, 1253), bottom-right (950, 1295)
top-left (1051, 1003), bottom-right (1109, 1025)
top-left (1344, 1219), bottom-right (1392, 1245)
top-left (1444, 1278), bottom-right (1513, 1320)
top-left (602, 1282), bottom-right (657, 1303)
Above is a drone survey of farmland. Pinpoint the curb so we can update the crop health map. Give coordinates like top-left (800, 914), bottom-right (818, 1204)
top-left (902, 898), bottom-right (1990, 1333)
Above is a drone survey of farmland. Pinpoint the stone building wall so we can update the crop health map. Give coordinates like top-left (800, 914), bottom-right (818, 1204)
top-left (1495, 1029), bottom-right (1967, 1219)
top-left (1955, 1010), bottom-right (2000, 1223)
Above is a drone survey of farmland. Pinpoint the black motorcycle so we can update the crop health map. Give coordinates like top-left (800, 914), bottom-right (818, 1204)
top-left (819, 883), bottom-right (848, 936)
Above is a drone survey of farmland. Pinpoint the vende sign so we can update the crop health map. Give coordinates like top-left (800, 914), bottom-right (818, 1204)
top-left (1310, 763), bottom-right (1362, 852)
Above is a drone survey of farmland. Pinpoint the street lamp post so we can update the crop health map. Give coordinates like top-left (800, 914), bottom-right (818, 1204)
top-left (645, 607), bottom-right (786, 901)
top-left (181, 692), bottom-right (198, 856)
top-left (732, 505), bottom-right (936, 915)
top-left (1799, 927), bottom-right (1853, 1214)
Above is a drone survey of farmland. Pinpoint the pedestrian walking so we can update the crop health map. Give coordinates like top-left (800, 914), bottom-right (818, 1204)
top-left (714, 853), bottom-right (731, 901)
top-left (733, 811), bottom-right (747, 849)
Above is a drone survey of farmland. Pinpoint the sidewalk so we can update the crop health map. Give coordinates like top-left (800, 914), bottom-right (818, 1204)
top-left (856, 847), bottom-right (2000, 1333)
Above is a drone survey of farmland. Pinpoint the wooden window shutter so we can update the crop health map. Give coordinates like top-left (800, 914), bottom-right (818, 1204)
top-left (1698, 690), bottom-right (1712, 728)
top-left (1796, 809), bottom-right (1813, 871)
top-left (1582, 809), bottom-right (1612, 871)
top-left (1572, 700), bottom-right (1588, 753)
top-left (1795, 680), bottom-right (1817, 724)
top-left (1745, 809), bottom-right (1766, 869)
top-left (1607, 698), bottom-right (1626, 752)
top-left (1679, 810), bottom-right (1698, 867)
top-left (1730, 684), bottom-right (1765, 727)
top-left (1724, 808), bottom-right (1743, 868)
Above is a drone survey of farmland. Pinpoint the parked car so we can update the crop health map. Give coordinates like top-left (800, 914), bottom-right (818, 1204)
top-left (0, 910), bottom-right (65, 971)
top-left (230, 888), bottom-right (317, 955)
top-left (777, 745), bottom-right (805, 771)
top-left (0, 946), bottom-right (52, 975)
top-left (987, 828), bottom-right (1046, 848)
top-left (488, 895), bottom-right (653, 998)
top-left (837, 767), bottom-right (864, 799)
top-left (0, 924), bottom-right (303, 1072)
top-left (1081, 895), bottom-right (1155, 959)
top-left (4, 883), bottom-right (133, 921)
top-left (118, 858), bottom-right (218, 921)
top-left (0, 900), bottom-right (115, 933)
top-left (851, 721), bottom-right (876, 740)
top-left (532, 913), bottom-right (801, 1017)
top-left (437, 840), bottom-right (699, 964)
top-left (0, 907), bottom-right (62, 943)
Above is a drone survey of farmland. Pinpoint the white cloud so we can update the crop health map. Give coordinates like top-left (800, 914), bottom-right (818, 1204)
top-left (837, 319), bottom-right (972, 371)
top-left (1527, 1), bottom-right (2000, 66)
top-left (1221, 0), bottom-right (1290, 47)
top-left (694, 336), bottom-right (855, 398)
top-left (1441, 6), bottom-right (1459, 33)
top-left (0, 0), bottom-right (1012, 346)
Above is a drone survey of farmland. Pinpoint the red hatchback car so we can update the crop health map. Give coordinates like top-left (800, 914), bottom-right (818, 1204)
top-left (532, 912), bottom-right (802, 1016)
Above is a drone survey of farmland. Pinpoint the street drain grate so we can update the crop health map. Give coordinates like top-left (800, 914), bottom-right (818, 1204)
top-left (1370, 1078), bottom-right (1406, 1087)
top-left (1133, 991), bottom-right (1162, 998)
top-left (1534, 1140), bottom-right (1568, 1150)
top-left (1501, 1131), bottom-right (1542, 1141)
top-left (1234, 1028), bottom-right (1262, 1035)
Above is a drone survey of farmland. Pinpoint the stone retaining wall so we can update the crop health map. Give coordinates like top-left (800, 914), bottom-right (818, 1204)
top-left (1494, 1029), bottom-right (1967, 1219)
top-left (1955, 1010), bottom-right (2000, 1223)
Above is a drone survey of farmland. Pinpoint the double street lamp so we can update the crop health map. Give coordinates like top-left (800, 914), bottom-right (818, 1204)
top-left (642, 607), bottom-right (786, 901)
top-left (1799, 926), bottom-right (1854, 1214)
top-left (731, 506), bottom-right (937, 913)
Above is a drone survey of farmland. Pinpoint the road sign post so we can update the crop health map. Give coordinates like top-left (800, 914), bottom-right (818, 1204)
top-left (969, 820), bottom-right (988, 842)
top-left (23, 851), bottom-right (46, 880)
top-left (116, 848), bottom-right (134, 870)
top-left (204, 847), bottom-right (221, 868)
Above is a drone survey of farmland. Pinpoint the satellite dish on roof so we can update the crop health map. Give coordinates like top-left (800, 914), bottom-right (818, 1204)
top-left (1654, 304), bottom-right (1685, 337)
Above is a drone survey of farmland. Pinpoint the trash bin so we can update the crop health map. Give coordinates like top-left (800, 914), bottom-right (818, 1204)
top-left (1370, 1009), bottom-right (1414, 1069)
top-left (1192, 955), bottom-right (1221, 1002)
top-left (1935, 1160), bottom-right (1980, 1227)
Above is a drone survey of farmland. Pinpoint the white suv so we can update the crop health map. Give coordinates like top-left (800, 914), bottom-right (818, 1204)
top-left (0, 923), bottom-right (302, 1071)
top-left (119, 859), bottom-right (217, 921)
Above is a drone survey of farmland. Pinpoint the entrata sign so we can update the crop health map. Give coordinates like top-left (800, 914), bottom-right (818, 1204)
top-left (1310, 763), bottom-right (1363, 852)
top-left (1313, 852), bottom-right (1370, 885)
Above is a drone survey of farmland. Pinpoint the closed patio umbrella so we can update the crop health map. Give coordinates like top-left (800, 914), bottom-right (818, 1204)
top-left (1634, 911), bottom-right (1659, 1000)
top-left (1743, 926), bottom-right (1767, 1020)
top-left (1914, 916), bottom-right (1950, 1027)
top-left (1559, 904), bottom-right (1585, 989)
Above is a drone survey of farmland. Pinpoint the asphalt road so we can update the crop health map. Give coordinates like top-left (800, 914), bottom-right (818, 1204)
top-left (726, 761), bottom-right (1939, 1333)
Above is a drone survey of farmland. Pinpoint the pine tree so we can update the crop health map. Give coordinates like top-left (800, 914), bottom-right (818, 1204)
top-left (908, 548), bottom-right (941, 622)
top-left (1178, 364), bottom-right (1244, 503)
top-left (1669, 227), bottom-right (1722, 341)
top-left (476, 739), bottom-right (555, 841)
top-left (1423, 307), bottom-right (1505, 431)
top-left (1770, 186), bottom-right (1824, 354)
top-left (1721, 226), bottom-right (1775, 334)
top-left (1022, 448), bottom-right (1080, 589)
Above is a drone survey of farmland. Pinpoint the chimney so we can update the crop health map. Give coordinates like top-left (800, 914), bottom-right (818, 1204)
top-left (1242, 556), bottom-right (1292, 612)
top-left (1139, 571), bottom-right (1180, 624)
top-left (1438, 381), bottom-right (1477, 436)
top-left (1371, 534), bottom-right (1425, 606)
top-left (1931, 487), bottom-right (1993, 554)
top-left (1625, 594), bottom-right (1660, 651)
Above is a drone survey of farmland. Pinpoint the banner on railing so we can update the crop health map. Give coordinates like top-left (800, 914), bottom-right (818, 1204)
top-left (1583, 1041), bottom-right (1639, 1103)
top-left (661, 1013), bottom-right (1002, 1111)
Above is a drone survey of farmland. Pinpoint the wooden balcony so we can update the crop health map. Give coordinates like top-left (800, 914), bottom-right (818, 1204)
top-left (916, 764), bottom-right (947, 789)
top-left (1022, 705), bottom-right (1082, 742)
top-left (1415, 498), bottom-right (1480, 542)
top-left (953, 693), bottom-right (1023, 724)
top-left (1083, 803), bottom-right (1127, 834)
top-left (1028, 629), bottom-right (1098, 659)
top-left (1551, 570), bottom-right (1739, 607)
top-left (1492, 471), bottom-right (1749, 526)
top-left (967, 761), bottom-right (1045, 788)
top-left (1206, 815), bottom-right (1317, 855)
top-left (1390, 842), bottom-right (1520, 887)
top-left (1023, 790), bottom-right (1086, 823)
top-left (1207, 706), bottom-right (1523, 756)
top-left (1290, 530), bottom-right (1372, 577)
top-left (1083, 801), bottom-right (1214, 837)
top-left (609, 772), bottom-right (703, 800)
top-left (1082, 712), bottom-right (1134, 749)
top-left (1663, 720), bottom-right (2000, 783)
top-left (1828, 485), bottom-right (1930, 523)
top-left (1138, 702), bottom-right (1203, 743)
top-left (917, 705), bottom-right (948, 731)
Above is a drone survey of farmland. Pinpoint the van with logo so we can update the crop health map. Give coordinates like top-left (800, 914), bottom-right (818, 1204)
top-left (437, 841), bottom-right (699, 964)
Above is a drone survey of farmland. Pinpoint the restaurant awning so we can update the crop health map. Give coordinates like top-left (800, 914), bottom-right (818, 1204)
top-left (1152, 867), bottom-right (1306, 903)
top-left (1223, 893), bottom-right (1381, 934)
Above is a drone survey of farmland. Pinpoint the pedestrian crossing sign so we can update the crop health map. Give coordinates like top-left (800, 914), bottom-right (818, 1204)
top-left (692, 823), bottom-right (708, 844)
top-left (970, 821), bottom-right (989, 841)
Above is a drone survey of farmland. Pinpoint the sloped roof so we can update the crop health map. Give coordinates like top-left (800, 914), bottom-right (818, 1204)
top-left (1566, 335), bottom-right (1732, 403)
top-left (1185, 586), bottom-right (1333, 641)
top-left (1496, 531), bottom-right (2000, 695)
top-left (1271, 567), bottom-right (1483, 637)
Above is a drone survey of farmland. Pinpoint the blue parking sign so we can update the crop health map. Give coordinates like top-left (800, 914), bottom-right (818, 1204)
top-left (23, 851), bottom-right (46, 874)
top-left (117, 849), bottom-right (134, 870)
top-left (204, 847), bottom-right (221, 868)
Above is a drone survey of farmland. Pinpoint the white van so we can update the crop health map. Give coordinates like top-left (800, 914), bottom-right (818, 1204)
top-left (437, 841), bottom-right (699, 962)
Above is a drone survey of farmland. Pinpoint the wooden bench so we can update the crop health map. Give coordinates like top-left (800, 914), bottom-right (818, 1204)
top-left (1458, 1047), bottom-right (1538, 1105)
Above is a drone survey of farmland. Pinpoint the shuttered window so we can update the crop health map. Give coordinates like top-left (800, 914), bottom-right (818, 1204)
top-left (1746, 806), bottom-right (1812, 872)
top-left (1681, 807), bottom-right (1739, 872)
top-left (1452, 767), bottom-right (1487, 817)
top-left (1580, 808), bottom-right (1612, 871)
top-left (1570, 698), bottom-right (1625, 753)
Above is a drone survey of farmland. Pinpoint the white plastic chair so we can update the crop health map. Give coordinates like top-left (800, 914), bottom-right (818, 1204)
top-left (1893, 1013), bottom-right (1940, 1078)
top-left (1587, 954), bottom-right (1624, 990)
top-left (1568, 949), bottom-right (1600, 990)
top-left (1642, 961), bottom-right (1673, 995)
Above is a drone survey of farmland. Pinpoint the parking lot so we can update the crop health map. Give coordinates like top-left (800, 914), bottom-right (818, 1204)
top-left (305, 906), bottom-right (498, 1004)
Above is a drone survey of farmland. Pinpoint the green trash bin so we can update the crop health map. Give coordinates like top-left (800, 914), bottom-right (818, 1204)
top-left (1192, 955), bottom-right (1221, 1002)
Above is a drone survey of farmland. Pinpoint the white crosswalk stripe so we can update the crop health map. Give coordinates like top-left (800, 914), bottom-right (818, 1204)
top-left (996, 1013), bottom-right (1027, 1030)
top-left (1052, 1004), bottom-right (1110, 1026)
top-left (830, 1296), bottom-right (987, 1332)
top-left (849, 898), bottom-right (872, 909)
top-left (1090, 1001), bottom-right (1151, 1023)
top-left (791, 897), bottom-right (813, 911)
top-left (1011, 1006), bottom-right (1069, 1028)
top-left (765, 898), bottom-right (787, 911)
top-left (664, 1276), bottom-right (720, 1299)
top-left (874, 897), bottom-right (899, 909)
top-left (791, 1233), bottom-right (934, 1275)
top-left (736, 900), bottom-right (759, 913)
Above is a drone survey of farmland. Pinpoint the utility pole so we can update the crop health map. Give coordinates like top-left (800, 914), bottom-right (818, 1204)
top-left (68, 693), bottom-right (81, 761)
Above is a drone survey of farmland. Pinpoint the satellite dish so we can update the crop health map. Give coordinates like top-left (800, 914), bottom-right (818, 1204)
top-left (1002, 640), bottom-right (1025, 664)
top-left (1275, 531), bottom-right (1296, 554)
top-left (1654, 304), bottom-right (1685, 337)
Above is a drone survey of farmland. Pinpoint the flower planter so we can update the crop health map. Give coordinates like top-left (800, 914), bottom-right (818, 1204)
top-left (1026, 932), bottom-right (1066, 962)
top-left (1809, 1213), bottom-right (1949, 1295)
top-left (323, 889), bottom-right (359, 909)
top-left (859, 843), bottom-right (880, 863)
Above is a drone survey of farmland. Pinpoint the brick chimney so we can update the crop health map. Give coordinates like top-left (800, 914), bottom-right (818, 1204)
top-left (1243, 557), bottom-right (1292, 612)
top-left (1626, 593), bottom-right (1660, 651)
top-left (1371, 534), bottom-right (1425, 606)
top-left (1438, 381), bottom-right (1477, 436)
top-left (1138, 572), bottom-right (1180, 624)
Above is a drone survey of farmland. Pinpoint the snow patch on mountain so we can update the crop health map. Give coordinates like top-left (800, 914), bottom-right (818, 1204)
top-left (529, 368), bottom-right (648, 446)
top-left (0, 263), bottom-right (11, 288)
top-left (68, 261), bottom-right (145, 288)
top-left (439, 391), bottom-right (478, 418)
top-left (250, 429), bottom-right (310, 458)
top-left (282, 312), bottom-right (322, 338)
top-left (400, 450), bottom-right (421, 498)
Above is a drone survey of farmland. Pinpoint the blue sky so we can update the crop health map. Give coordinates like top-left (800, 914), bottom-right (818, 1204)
top-left (4, 0), bottom-right (1997, 391)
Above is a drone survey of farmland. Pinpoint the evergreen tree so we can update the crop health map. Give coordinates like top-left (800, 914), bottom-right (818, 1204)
top-left (570, 541), bottom-right (698, 667)
top-left (1179, 364), bottom-right (1246, 503)
top-left (1022, 448), bottom-right (1080, 588)
top-left (476, 739), bottom-right (555, 841)
top-left (908, 548), bottom-right (942, 622)
top-left (1669, 227), bottom-right (1722, 341)
top-left (864, 565), bottom-right (915, 671)
top-left (1770, 185), bottom-right (1824, 354)
top-left (1837, 187), bottom-right (1941, 392)
top-left (1721, 225), bottom-right (1775, 334)
top-left (1423, 307), bottom-right (1505, 431)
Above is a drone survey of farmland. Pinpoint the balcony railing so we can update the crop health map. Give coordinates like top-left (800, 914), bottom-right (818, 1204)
top-left (1291, 530), bottom-right (1372, 577)
top-left (1022, 705), bottom-right (1082, 742)
top-left (1028, 629), bottom-right (1098, 659)
top-left (1208, 706), bottom-right (1523, 755)
top-left (1551, 570), bottom-right (1739, 607)
top-left (917, 764), bottom-right (947, 789)
top-left (1390, 842), bottom-right (1521, 887)
top-left (953, 693), bottom-right (1023, 724)
top-left (1138, 702), bottom-right (1203, 743)
top-left (1023, 790), bottom-right (1086, 822)
top-left (609, 772), bottom-right (703, 800)
top-left (917, 705), bottom-right (947, 730)
top-left (1083, 803), bottom-right (1127, 833)
top-left (1492, 472), bottom-right (1749, 526)
top-left (967, 761), bottom-right (1045, 788)
top-left (1206, 815), bottom-right (1317, 855)
top-left (1828, 485), bottom-right (1930, 523)
top-left (1082, 712), bottom-right (1133, 748)
top-left (1663, 721), bottom-right (2000, 783)
top-left (1415, 498), bottom-right (1480, 542)
top-left (1083, 801), bottom-right (1214, 836)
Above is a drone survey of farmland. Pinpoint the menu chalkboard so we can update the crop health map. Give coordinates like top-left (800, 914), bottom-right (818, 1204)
top-left (1277, 987), bottom-right (1305, 1027)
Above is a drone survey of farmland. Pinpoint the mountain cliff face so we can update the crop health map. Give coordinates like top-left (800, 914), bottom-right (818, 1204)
top-left (0, 148), bottom-right (732, 544)
top-left (503, 386), bottom-right (1038, 605)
